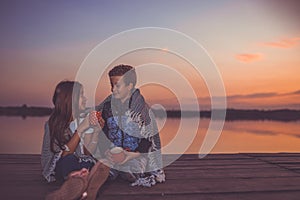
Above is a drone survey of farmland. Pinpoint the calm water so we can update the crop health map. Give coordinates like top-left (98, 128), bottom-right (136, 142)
top-left (1, 116), bottom-right (300, 154)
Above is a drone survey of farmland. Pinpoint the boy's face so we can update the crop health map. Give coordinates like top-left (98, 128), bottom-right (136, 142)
top-left (110, 76), bottom-right (133, 102)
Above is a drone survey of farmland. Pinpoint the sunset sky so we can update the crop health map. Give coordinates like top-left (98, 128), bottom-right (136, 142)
top-left (1, 0), bottom-right (299, 110)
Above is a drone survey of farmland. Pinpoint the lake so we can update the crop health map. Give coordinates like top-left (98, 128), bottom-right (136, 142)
top-left (1, 116), bottom-right (300, 154)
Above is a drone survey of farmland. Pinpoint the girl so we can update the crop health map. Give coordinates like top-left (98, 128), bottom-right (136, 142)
top-left (41, 81), bottom-right (109, 200)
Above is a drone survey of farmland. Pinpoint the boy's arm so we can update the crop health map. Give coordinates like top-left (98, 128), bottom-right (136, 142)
top-left (110, 150), bottom-right (140, 165)
top-left (121, 151), bottom-right (140, 164)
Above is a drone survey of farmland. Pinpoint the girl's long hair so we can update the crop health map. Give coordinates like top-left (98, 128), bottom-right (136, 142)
top-left (48, 81), bottom-right (82, 153)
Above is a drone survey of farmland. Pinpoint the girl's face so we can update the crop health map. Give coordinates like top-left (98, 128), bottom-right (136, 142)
top-left (110, 76), bottom-right (133, 103)
top-left (78, 87), bottom-right (87, 111)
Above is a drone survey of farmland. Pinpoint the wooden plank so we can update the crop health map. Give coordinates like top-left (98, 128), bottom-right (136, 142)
top-left (252, 156), bottom-right (300, 163)
top-left (100, 190), bottom-right (300, 200)
top-left (97, 176), bottom-right (300, 196)
top-left (274, 164), bottom-right (300, 170)
top-left (164, 167), bottom-right (300, 179)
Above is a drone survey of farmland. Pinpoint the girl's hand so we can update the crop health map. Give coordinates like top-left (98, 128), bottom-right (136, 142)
top-left (69, 168), bottom-right (89, 178)
top-left (98, 117), bottom-right (105, 128)
top-left (89, 111), bottom-right (105, 128)
top-left (77, 116), bottom-right (90, 135)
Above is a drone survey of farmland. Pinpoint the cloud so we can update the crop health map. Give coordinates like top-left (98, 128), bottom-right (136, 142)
top-left (277, 89), bottom-right (300, 96)
top-left (290, 90), bottom-right (300, 95)
top-left (228, 89), bottom-right (300, 100)
top-left (197, 90), bottom-right (300, 102)
top-left (235, 53), bottom-right (263, 63)
top-left (261, 37), bottom-right (300, 48)
top-left (229, 92), bottom-right (278, 99)
top-left (196, 89), bottom-right (300, 101)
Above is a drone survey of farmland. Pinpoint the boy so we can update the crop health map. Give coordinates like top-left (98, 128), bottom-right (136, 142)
top-left (97, 64), bottom-right (165, 187)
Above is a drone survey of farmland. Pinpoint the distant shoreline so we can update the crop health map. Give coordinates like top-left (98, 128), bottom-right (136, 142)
top-left (0, 105), bottom-right (52, 118)
top-left (159, 109), bottom-right (300, 121)
top-left (0, 105), bottom-right (300, 121)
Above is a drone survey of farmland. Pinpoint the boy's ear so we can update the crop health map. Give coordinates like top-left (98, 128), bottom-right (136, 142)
top-left (128, 83), bottom-right (133, 90)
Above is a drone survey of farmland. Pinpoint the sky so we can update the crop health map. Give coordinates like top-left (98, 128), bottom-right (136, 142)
top-left (0, 0), bottom-right (300, 110)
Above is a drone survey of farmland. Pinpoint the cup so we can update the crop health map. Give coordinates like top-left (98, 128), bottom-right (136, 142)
top-left (89, 111), bottom-right (102, 126)
top-left (110, 147), bottom-right (125, 163)
top-left (96, 111), bottom-right (102, 121)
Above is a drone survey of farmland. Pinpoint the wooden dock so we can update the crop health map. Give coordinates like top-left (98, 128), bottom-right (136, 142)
top-left (1, 153), bottom-right (300, 199)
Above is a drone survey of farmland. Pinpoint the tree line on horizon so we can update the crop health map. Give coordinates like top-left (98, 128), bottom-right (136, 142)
top-left (0, 105), bottom-right (299, 121)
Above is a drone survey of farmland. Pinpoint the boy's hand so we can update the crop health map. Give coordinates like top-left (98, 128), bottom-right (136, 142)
top-left (105, 148), bottom-right (140, 165)
top-left (104, 149), bottom-right (115, 164)
top-left (118, 151), bottom-right (140, 165)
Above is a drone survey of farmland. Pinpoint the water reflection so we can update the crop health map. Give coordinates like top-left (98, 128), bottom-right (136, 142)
top-left (158, 118), bottom-right (300, 154)
top-left (0, 116), bottom-right (48, 154)
top-left (0, 116), bottom-right (300, 154)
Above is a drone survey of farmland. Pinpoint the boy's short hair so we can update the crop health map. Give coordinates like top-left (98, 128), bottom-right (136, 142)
top-left (109, 64), bottom-right (137, 87)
